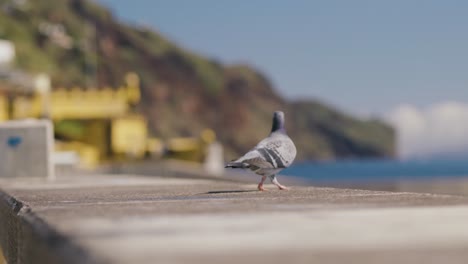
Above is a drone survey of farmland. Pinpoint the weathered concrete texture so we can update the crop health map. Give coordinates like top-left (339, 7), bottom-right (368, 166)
top-left (2, 174), bottom-right (468, 264)
top-left (0, 120), bottom-right (54, 180)
top-left (0, 189), bottom-right (101, 264)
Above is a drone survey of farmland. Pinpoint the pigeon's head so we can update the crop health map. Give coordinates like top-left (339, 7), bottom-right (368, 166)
top-left (271, 111), bottom-right (286, 133)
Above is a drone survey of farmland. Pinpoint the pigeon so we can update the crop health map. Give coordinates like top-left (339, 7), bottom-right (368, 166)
top-left (225, 111), bottom-right (297, 191)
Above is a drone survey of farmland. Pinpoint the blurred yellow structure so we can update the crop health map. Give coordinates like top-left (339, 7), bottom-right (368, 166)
top-left (165, 129), bottom-right (216, 162)
top-left (0, 246), bottom-right (5, 264)
top-left (0, 96), bottom-right (7, 121)
top-left (0, 73), bottom-right (155, 168)
top-left (10, 72), bottom-right (140, 120)
top-left (0, 72), bottom-right (216, 168)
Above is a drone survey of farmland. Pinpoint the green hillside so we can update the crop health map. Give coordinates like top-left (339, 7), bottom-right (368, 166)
top-left (0, 0), bottom-right (395, 160)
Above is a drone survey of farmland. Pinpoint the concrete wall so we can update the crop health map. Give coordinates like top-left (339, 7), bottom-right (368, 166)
top-left (0, 120), bottom-right (54, 180)
top-left (0, 191), bottom-right (98, 264)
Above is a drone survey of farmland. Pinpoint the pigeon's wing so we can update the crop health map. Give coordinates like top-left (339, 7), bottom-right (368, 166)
top-left (241, 157), bottom-right (275, 171)
top-left (227, 147), bottom-right (271, 167)
top-left (255, 134), bottom-right (297, 169)
top-left (227, 134), bottom-right (296, 170)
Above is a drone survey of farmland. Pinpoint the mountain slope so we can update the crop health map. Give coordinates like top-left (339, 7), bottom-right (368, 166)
top-left (0, 0), bottom-right (395, 160)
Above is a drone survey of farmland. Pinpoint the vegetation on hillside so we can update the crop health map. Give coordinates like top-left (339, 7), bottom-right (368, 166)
top-left (0, 0), bottom-right (395, 160)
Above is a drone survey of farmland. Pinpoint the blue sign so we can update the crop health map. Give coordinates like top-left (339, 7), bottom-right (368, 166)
top-left (7, 136), bottom-right (22, 148)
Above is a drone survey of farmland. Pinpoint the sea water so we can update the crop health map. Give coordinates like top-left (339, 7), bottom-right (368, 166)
top-left (282, 158), bottom-right (468, 185)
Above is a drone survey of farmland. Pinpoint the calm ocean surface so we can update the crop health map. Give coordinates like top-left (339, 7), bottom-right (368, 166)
top-left (282, 158), bottom-right (468, 184)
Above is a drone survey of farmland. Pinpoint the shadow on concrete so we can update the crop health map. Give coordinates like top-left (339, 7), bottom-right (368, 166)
top-left (203, 190), bottom-right (258, 194)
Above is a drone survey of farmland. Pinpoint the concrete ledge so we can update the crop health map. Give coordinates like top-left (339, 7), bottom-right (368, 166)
top-left (2, 174), bottom-right (468, 264)
top-left (0, 190), bottom-right (101, 264)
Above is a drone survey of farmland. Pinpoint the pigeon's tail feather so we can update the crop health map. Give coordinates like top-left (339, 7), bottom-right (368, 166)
top-left (225, 161), bottom-right (249, 169)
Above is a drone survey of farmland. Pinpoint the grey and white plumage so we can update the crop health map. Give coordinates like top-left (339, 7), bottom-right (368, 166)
top-left (225, 111), bottom-right (297, 190)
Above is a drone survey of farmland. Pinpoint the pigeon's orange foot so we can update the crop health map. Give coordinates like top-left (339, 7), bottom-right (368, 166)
top-left (258, 184), bottom-right (267, 191)
top-left (278, 185), bottom-right (289, 190)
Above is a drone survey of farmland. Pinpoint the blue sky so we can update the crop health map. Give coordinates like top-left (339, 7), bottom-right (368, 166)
top-left (99, 0), bottom-right (468, 117)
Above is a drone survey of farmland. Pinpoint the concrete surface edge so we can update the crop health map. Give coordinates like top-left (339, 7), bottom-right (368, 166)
top-left (0, 189), bottom-right (102, 264)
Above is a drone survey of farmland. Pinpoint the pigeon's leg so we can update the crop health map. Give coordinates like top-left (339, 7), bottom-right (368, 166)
top-left (269, 175), bottom-right (289, 190)
top-left (258, 175), bottom-right (267, 191)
